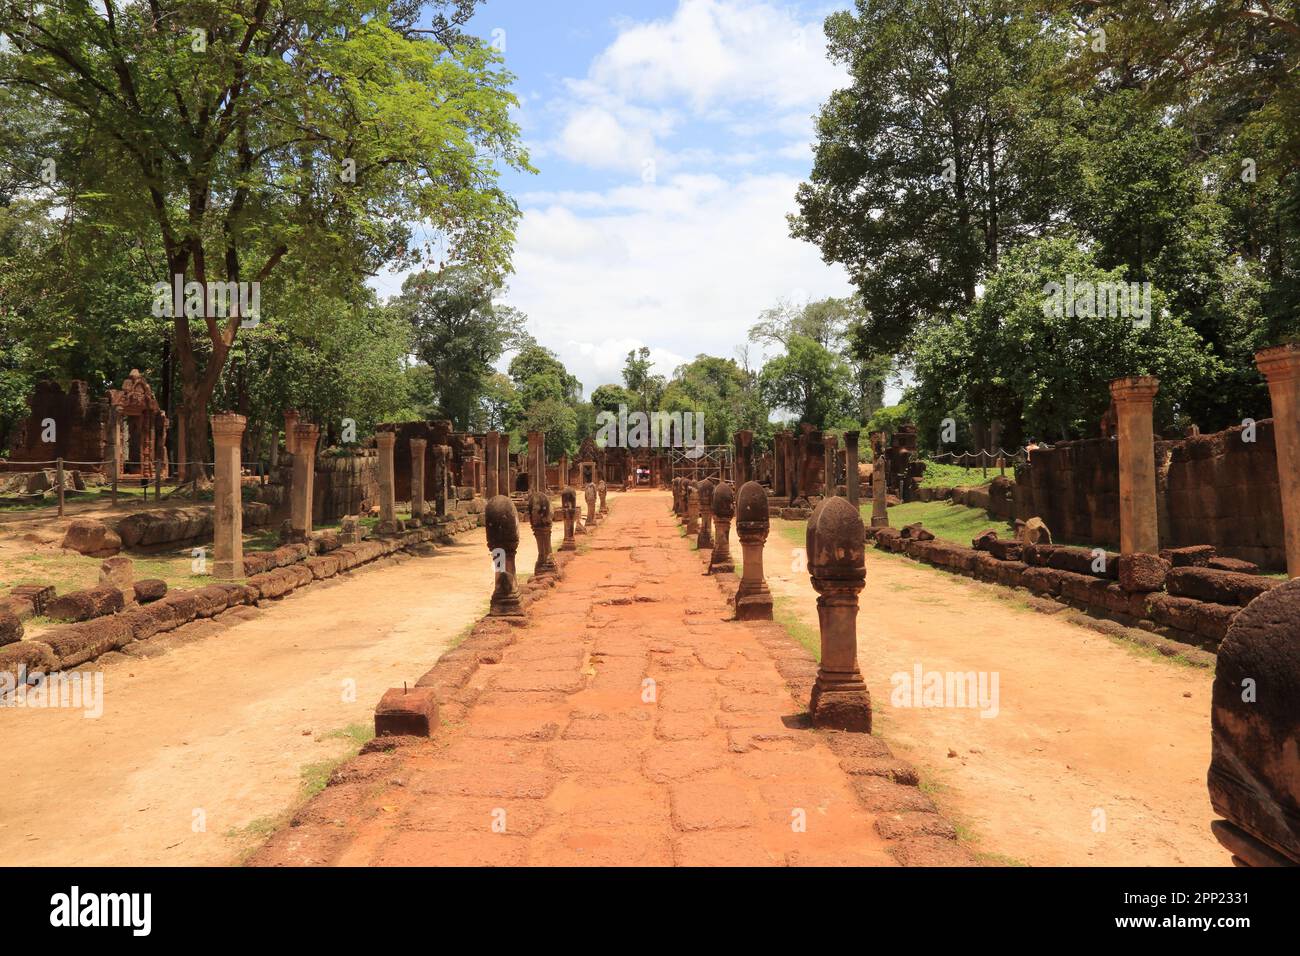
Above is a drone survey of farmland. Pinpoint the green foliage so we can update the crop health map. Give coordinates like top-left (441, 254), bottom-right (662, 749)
top-left (663, 353), bottom-right (770, 446)
top-left (757, 334), bottom-right (851, 429)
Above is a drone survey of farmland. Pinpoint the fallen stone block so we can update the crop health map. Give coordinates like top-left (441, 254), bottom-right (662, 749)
top-left (1195, 602), bottom-right (1239, 644)
top-left (1048, 545), bottom-right (1119, 579)
top-left (1022, 543), bottom-right (1057, 567)
top-left (9, 584), bottom-right (54, 617)
top-left (1118, 552), bottom-right (1171, 593)
top-left (1145, 593), bottom-right (1203, 634)
top-left (1160, 545), bottom-right (1216, 568)
top-left (0, 640), bottom-right (56, 684)
top-left (994, 560), bottom-right (1028, 588)
top-left (1022, 567), bottom-right (1063, 597)
top-left (41, 616), bottom-right (135, 669)
top-left (1167, 567), bottom-right (1278, 607)
top-left (133, 579), bottom-right (167, 603)
top-left (157, 590), bottom-right (200, 626)
top-left (306, 555), bottom-right (340, 580)
top-left (193, 585), bottom-right (232, 618)
top-left (374, 686), bottom-right (440, 738)
top-left (972, 530), bottom-right (999, 551)
top-left (1207, 557), bottom-right (1263, 575)
top-left (98, 555), bottom-right (135, 592)
top-left (0, 609), bottom-right (23, 647)
top-left (46, 585), bottom-right (125, 623)
top-left (987, 538), bottom-right (1023, 562)
top-left (61, 518), bottom-right (122, 557)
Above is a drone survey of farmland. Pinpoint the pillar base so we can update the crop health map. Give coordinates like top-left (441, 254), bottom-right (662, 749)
top-left (696, 530), bottom-right (713, 550)
top-left (735, 591), bottom-right (773, 621)
top-left (809, 675), bottom-right (872, 732)
top-left (489, 596), bottom-right (525, 617)
top-left (559, 540), bottom-right (577, 552)
top-left (870, 516), bottom-right (889, 528)
top-left (708, 553), bottom-right (734, 575)
top-left (213, 560), bottom-right (241, 581)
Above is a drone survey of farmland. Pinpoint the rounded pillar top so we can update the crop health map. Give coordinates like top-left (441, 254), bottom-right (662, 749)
top-left (1109, 375), bottom-right (1160, 404)
top-left (374, 429), bottom-right (397, 448)
top-left (585, 482), bottom-right (597, 503)
top-left (806, 496), bottom-right (866, 587)
top-left (210, 412), bottom-right (247, 441)
top-left (598, 479), bottom-right (607, 491)
top-left (528, 489), bottom-right (552, 527)
top-left (736, 481), bottom-right (769, 540)
top-left (1256, 342), bottom-right (1300, 384)
top-left (561, 487), bottom-right (577, 508)
top-left (697, 480), bottom-right (714, 507)
top-left (485, 495), bottom-right (519, 550)
top-left (712, 481), bottom-right (734, 519)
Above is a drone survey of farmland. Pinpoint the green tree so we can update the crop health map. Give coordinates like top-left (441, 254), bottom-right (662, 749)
top-left (758, 335), bottom-right (851, 429)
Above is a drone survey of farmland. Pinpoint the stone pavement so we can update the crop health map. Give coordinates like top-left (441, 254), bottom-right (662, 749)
top-left (250, 491), bottom-right (972, 867)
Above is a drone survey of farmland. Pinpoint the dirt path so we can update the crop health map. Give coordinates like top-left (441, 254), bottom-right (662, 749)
top-left (0, 522), bottom-right (548, 866)
top-left (761, 521), bottom-right (1223, 866)
top-left (258, 492), bottom-right (898, 867)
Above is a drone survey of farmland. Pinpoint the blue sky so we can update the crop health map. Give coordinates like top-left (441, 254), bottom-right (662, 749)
top-left (379, 0), bottom-right (861, 396)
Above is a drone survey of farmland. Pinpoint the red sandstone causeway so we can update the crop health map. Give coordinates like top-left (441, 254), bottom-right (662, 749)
top-left (248, 492), bottom-right (973, 868)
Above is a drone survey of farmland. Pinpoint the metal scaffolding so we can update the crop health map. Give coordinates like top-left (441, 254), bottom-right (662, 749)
top-left (669, 445), bottom-right (733, 482)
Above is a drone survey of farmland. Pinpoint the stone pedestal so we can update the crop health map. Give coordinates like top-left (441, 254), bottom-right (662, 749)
top-left (409, 437), bottom-right (427, 523)
top-left (709, 481), bottom-right (735, 574)
top-left (807, 496), bottom-right (870, 731)
top-left (1256, 344), bottom-right (1300, 578)
top-left (559, 487), bottom-right (577, 551)
top-left (584, 483), bottom-right (598, 529)
top-left (1109, 376), bottom-right (1160, 556)
top-left (598, 479), bottom-right (608, 515)
top-left (375, 430), bottom-right (398, 534)
top-left (211, 413), bottom-right (246, 579)
top-left (871, 455), bottom-right (889, 528)
top-left (529, 490), bottom-right (557, 578)
top-left (290, 422), bottom-right (320, 542)
top-left (696, 480), bottom-right (714, 551)
top-left (485, 430), bottom-right (500, 499)
top-left (485, 495), bottom-right (523, 617)
top-left (685, 483), bottom-right (699, 536)
top-left (735, 481), bottom-right (773, 619)
top-left (844, 430), bottom-right (861, 506)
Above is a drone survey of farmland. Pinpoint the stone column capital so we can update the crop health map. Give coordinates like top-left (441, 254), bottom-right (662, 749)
top-left (374, 429), bottom-right (397, 449)
top-left (1256, 343), bottom-right (1300, 385)
top-left (409, 437), bottom-right (428, 452)
top-left (1109, 375), bottom-right (1160, 405)
top-left (293, 422), bottom-right (321, 445)
top-left (210, 412), bottom-right (247, 444)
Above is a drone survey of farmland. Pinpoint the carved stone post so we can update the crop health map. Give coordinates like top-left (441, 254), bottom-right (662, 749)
top-left (1109, 376), bottom-right (1160, 556)
top-left (431, 444), bottom-right (450, 518)
top-left (375, 430), bottom-right (398, 534)
top-left (735, 480), bottom-right (772, 620)
top-left (408, 437), bottom-right (427, 525)
top-left (527, 431), bottom-right (545, 492)
top-left (773, 432), bottom-right (787, 498)
top-left (823, 434), bottom-right (838, 497)
top-left (598, 479), bottom-right (608, 515)
top-left (584, 482), bottom-right (598, 529)
top-left (734, 429), bottom-right (753, 485)
top-left (529, 490), bottom-right (557, 578)
top-left (211, 413), bottom-right (246, 580)
top-left (844, 430), bottom-right (861, 507)
top-left (1256, 344), bottom-right (1300, 577)
top-left (485, 495), bottom-right (523, 616)
top-left (685, 482), bottom-right (699, 536)
top-left (290, 422), bottom-right (320, 542)
top-left (709, 481), bottom-right (735, 574)
top-left (696, 479), bottom-right (714, 551)
top-left (283, 409), bottom-right (300, 456)
top-left (559, 487), bottom-right (577, 551)
top-left (497, 434), bottom-right (511, 498)
top-left (484, 430), bottom-right (500, 499)
top-left (807, 496), bottom-right (870, 731)
top-left (871, 455), bottom-right (889, 528)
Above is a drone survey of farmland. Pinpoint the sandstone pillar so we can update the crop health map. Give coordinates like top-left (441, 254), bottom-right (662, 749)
top-left (807, 496), bottom-right (870, 731)
top-left (685, 482), bottom-right (699, 536)
top-left (431, 444), bottom-right (450, 518)
top-left (290, 422), bottom-right (320, 542)
top-left (1256, 344), bottom-right (1300, 577)
top-left (211, 413), bottom-right (246, 580)
top-left (598, 479), bottom-right (608, 515)
top-left (871, 455), bottom-right (889, 528)
top-left (1109, 376), bottom-right (1160, 556)
top-left (485, 495), bottom-right (523, 616)
top-left (527, 431), bottom-right (544, 492)
top-left (559, 487), bottom-right (577, 551)
top-left (283, 409), bottom-right (300, 456)
top-left (696, 480), bottom-right (714, 551)
top-left (773, 432), bottom-right (787, 497)
top-left (375, 430), bottom-right (398, 534)
top-left (485, 430), bottom-right (500, 499)
top-left (844, 430), bottom-right (861, 507)
top-left (584, 482), bottom-right (598, 529)
top-left (735, 481), bottom-right (772, 620)
top-left (409, 437), bottom-right (427, 523)
top-left (498, 435), bottom-right (511, 497)
top-left (823, 434), bottom-right (838, 497)
top-left (734, 430), bottom-right (753, 485)
top-left (709, 481), bottom-right (735, 574)
top-left (529, 490), bottom-right (557, 578)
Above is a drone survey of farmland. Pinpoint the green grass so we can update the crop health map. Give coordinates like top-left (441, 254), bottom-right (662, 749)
top-left (916, 460), bottom-right (1006, 488)
top-left (772, 594), bottom-right (820, 661)
top-left (873, 500), bottom-right (1004, 545)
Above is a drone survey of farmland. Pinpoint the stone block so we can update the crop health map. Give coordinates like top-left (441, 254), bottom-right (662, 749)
top-left (46, 585), bottom-right (125, 623)
top-left (375, 686), bottom-right (440, 737)
top-left (1167, 567), bottom-right (1278, 607)
top-left (1118, 552), bottom-right (1170, 593)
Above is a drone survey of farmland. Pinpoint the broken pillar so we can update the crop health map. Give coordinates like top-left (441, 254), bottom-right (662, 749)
top-left (735, 480), bottom-right (773, 620)
top-left (211, 412), bottom-right (246, 579)
top-left (806, 496), bottom-right (871, 731)
top-left (529, 489), bottom-right (558, 578)
top-left (409, 437), bottom-right (427, 524)
top-left (709, 481), bottom-right (735, 574)
top-left (844, 430), bottom-right (861, 507)
top-left (485, 495), bottom-right (524, 617)
top-left (1109, 376), bottom-right (1160, 556)
top-left (559, 487), bottom-right (577, 551)
top-left (375, 429), bottom-right (398, 534)
top-left (1256, 344), bottom-right (1300, 578)
top-left (290, 421), bottom-right (320, 543)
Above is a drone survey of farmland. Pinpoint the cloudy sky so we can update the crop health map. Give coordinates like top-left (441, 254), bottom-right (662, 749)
top-left (376, 0), bottom-right (857, 397)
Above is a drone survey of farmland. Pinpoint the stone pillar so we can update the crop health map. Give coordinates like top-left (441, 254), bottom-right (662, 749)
top-left (773, 433), bottom-right (786, 497)
top-left (1109, 376), bottom-right (1160, 556)
top-left (871, 455), bottom-right (889, 528)
top-left (211, 413), bottom-right (246, 580)
top-left (431, 444), bottom-right (450, 518)
top-left (807, 496), bottom-right (870, 731)
top-left (409, 437), bottom-right (427, 524)
top-left (559, 487), bottom-right (577, 551)
top-left (375, 430), bottom-right (398, 534)
top-left (498, 435), bottom-right (511, 497)
top-left (529, 490), bottom-right (557, 578)
top-left (844, 430), bottom-right (861, 507)
top-left (283, 409), bottom-right (300, 456)
top-left (685, 482), bottom-right (699, 536)
top-left (584, 482), bottom-right (598, 528)
top-left (823, 434), bottom-right (838, 497)
top-left (735, 481), bottom-right (773, 620)
top-left (485, 495), bottom-right (523, 616)
top-left (710, 481), bottom-right (735, 574)
top-left (527, 431), bottom-right (544, 492)
top-left (734, 430), bottom-right (753, 485)
top-left (484, 430), bottom-right (500, 499)
top-left (1256, 344), bottom-right (1300, 578)
top-left (696, 480), bottom-right (714, 551)
top-left (290, 422), bottom-right (320, 542)
top-left (598, 479), bottom-right (608, 515)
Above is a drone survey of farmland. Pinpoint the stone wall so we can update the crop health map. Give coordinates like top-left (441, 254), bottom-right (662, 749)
top-left (1013, 438), bottom-right (1122, 547)
top-left (313, 452), bottom-right (378, 524)
top-left (2, 380), bottom-right (109, 471)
